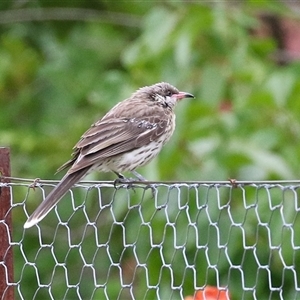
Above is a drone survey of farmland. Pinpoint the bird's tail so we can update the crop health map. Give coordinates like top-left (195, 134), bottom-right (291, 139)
top-left (24, 168), bottom-right (89, 228)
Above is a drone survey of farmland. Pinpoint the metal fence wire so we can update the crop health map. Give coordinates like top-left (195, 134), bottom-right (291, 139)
top-left (2, 179), bottom-right (300, 300)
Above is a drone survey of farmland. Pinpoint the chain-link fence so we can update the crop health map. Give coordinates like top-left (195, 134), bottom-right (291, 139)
top-left (2, 176), bottom-right (300, 300)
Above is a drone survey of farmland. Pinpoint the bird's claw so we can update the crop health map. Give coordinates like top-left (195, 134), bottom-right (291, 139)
top-left (114, 177), bottom-right (137, 193)
top-left (114, 176), bottom-right (134, 185)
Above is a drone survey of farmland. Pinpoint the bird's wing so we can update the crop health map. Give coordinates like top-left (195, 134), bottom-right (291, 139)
top-left (65, 115), bottom-right (169, 174)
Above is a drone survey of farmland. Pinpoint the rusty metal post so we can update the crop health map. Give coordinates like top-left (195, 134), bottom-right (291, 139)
top-left (0, 147), bottom-right (14, 300)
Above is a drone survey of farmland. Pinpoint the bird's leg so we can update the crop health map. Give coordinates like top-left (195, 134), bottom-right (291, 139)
top-left (113, 171), bottom-right (130, 186)
top-left (114, 171), bottom-right (126, 180)
top-left (113, 170), bottom-right (146, 192)
top-left (113, 171), bottom-right (137, 188)
top-left (113, 170), bottom-right (146, 183)
top-left (113, 171), bottom-right (137, 193)
top-left (131, 170), bottom-right (147, 181)
top-left (132, 171), bottom-right (156, 199)
top-left (113, 171), bottom-right (154, 198)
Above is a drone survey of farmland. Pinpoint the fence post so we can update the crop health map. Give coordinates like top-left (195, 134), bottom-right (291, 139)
top-left (0, 147), bottom-right (14, 300)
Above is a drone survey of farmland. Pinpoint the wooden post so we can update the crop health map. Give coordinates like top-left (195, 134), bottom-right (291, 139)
top-left (0, 147), bottom-right (14, 300)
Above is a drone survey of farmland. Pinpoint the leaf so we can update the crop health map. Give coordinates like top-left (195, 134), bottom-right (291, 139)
top-left (229, 139), bottom-right (295, 178)
top-left (266, 71), bottom-right (295, 107)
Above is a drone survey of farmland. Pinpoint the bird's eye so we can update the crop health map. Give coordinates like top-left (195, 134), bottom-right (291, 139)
top-left (166, 90), bottom-right (172, 96)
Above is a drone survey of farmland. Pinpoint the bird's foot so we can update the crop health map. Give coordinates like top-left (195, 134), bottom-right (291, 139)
top-left (113, 171), bottom-right (147, 186)
top-left (113, 172), bottom-right (136, 190)
top-left (131, 171), bottom-right (155, 199)
top-left (114, 176), bottom-right (134, 185)
top-left (113, 171), bottom-right (152, 196)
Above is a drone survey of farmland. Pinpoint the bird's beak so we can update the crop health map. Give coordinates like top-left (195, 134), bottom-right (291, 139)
top-left (175, 91), bottom-right (195, 100)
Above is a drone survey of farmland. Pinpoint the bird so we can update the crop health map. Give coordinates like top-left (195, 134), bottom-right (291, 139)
top-left (24, 82), bottom-right (194, 228)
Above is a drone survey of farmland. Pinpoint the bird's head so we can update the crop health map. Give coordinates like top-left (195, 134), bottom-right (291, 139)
top-left (136, 82), bottom-right (194, 109)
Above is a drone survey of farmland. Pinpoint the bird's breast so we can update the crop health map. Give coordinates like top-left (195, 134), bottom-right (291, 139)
top-left (102, 139), bottom-right (166, 172)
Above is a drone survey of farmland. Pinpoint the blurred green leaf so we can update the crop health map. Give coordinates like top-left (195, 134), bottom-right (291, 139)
top-left (266, 71), bottom-right (296, 107)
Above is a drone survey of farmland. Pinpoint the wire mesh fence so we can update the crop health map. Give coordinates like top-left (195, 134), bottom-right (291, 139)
top-left (2, 177), bottom-right (300, 300)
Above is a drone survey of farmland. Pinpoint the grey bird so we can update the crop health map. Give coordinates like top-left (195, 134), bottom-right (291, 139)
top-left (24, 82), bottom-right (194, 228)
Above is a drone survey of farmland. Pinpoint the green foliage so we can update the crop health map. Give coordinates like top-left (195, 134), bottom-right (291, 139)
top-left (2, 1), bottom-right (300, 299)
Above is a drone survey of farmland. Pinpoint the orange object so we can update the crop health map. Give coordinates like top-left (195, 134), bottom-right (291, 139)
top-left (185, 286), bottom-right (230, 300)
